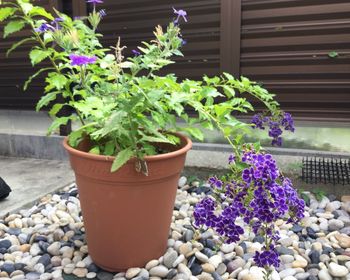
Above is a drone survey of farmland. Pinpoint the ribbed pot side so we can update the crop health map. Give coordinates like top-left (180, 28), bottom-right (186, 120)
top-left (63, 133), bottom-right (192, 272)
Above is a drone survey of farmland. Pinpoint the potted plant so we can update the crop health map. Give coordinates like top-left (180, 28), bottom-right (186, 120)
top-left (1, 0), bottom-right (291, 271)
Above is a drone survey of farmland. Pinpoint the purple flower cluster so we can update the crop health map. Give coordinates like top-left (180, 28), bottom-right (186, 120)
top-left (251, 112), bottom-right (295, 146)
top-left (173, 7), bottom-right (188, 24)
top-left (194, 148), bottom-right (305, 270)
top-left (253, 245), bottom-right (280, 267)
top-left (69, 54), bottom-right (97, 66)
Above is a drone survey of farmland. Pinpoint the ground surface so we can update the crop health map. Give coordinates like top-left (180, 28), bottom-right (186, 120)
top-left (0, 157), bottom-right (74, 217)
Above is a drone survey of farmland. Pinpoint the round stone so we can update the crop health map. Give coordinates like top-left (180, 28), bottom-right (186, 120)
top-left (149, 265), bottom-right (169, 278)
top-left (47, 242), bottom-right (61, 256)
top-left (145, 259), bottom-right (159, 270)
top-left (195, 251), bottom-right (209, 263)
top-left (26, 272), bottom-right (41, 280)
top-left (73, 268), bottom-right (88, 278)
top-left (328, 262), bottom-right (349, 277)
top-left (125, 267), bottom-right (141, 279)
top-left (39, 273), bottom-right (52, 280)
top-left (1, 263), bottom-right (15, 274)
top-left (0, 240), bottom-right (12, 250)
top-left (87, 272), bottom-right (97, 279)
top-left (202, 263), bottom-right (215, 273)
top-left (163, 250), bottom-right (178, 268)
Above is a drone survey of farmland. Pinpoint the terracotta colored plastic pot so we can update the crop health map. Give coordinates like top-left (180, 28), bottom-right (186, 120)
top-left (63, 132), bottom-right (192, 271)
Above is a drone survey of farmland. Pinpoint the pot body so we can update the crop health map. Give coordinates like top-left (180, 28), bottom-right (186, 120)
top-left (63, 133), bottom-right (192, 271)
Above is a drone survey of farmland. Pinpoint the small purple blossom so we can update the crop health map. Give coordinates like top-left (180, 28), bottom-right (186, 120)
top-left (251, 112), bottom-right (295, 146)
top-left (173, 7), bottom-right (188, 24)
top-left (253, 245), bottom-right (280, 268)
top-left (87, 0), bottom-right (103, 4)
top-left (132, 49), bottom-right (141, 56)
top-left (208, 176), bottom-right (223, 188)
top-left (99, 9), bottom-right (107, 17)
top-left (181, 39), bottom-right (187, 46)
top-left (228, 154), bottom-right (235, 164)
top-left (51, 17), bottom-right (63, 29)
top-left (34, 23), bottom-right (55, 33)
top-left (69, 54), bottom-right (97, 66)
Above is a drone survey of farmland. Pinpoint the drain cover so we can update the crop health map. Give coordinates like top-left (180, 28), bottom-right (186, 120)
top-left (302, 157), bottom-right (350, 185)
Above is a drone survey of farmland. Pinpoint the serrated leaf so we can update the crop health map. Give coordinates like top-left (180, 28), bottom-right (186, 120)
top-left (29, 7), bottom-right (54, 20)
top-left (4, 20), bottom-right (25, 38)
top-left (223, 72), bottom-right (234, 81)
top-left (49, 73), bottom-right (67, 90)
top-left (222, 85), bottom-right (235, 97)
top-left (48, 103), bottom-right (64, 116)
top-left (111, 148), bottom-right (134, 172)
top-left (0, 7), bottom-right (16, 22)
top-left (36, 91), bottom-right (59, 111)
top-left (182, 127), bottom-right (204, 141)
top-left (29, 49), bottom-right (51, 66)
top-left (24, 67), bottom-right (53, 90)
top-left (7, 37), bottom-right (34, 57)
top-left (47, 116), bottom-right (71, 135)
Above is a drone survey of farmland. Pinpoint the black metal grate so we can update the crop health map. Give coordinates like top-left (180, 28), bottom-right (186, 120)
top-left (302, 157), bottom-right (350, 185)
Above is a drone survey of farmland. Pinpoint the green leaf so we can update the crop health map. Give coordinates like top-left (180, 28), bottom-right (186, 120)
top-left (20, 2), bottom-right (33, 15)
top-left (68, 129), bottom-right (84, 147)
top-left (47, 116), bottom-right (71, 135)
top-left (221, 85), bottom-right (235, 97)
top-left (111, 148), bottom-right (134, 172)
top-left (29, 7), bottom-right (54, 20)
top-left (89, 146), bottom-right (100, 155)
top-left (182, 127), bottom-right (204, 141)
top-left (103, 141), bottom-right (115, 156)
top-left (141, 135), bottom-right (174, 144)
top-left (48, 103), bottom-right (64, 117)
top-left (3, 20), bottom-right (25, 38)
top-left (0, 7), bottom-right (16, 22)
top-left (7, 37), bottom-right (34, 57)
top-left (48, 73), bottom-right (67, 90)
top-left (328, 51), bottom-right (338, 58)
top-left (24, 67), bottom-right (53, 90)
top-left (223, 72), bottom-right (234, 81)
top-left (36, 91), bottom-right (59, 111)
top-left (29, 49), bottom-right (51, 66)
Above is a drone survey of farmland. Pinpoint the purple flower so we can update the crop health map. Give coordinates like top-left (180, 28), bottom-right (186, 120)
top-left (69, 54), bottom-right (97, 66)
top-left (99, 9), bottom-right (107, 17)
top-left (208, 177), bottom-right (223, 188)
top-left (87, 0), bottom-right (103, 9)
top-left (228, 154), bottom-right (235, 164)
top-left (51, 17), bottom-right (63, 29)
top-left (253, 245), bottom-right (280, 268)
top-left (132, 49), bottom-right (141, 56)
top-left (87, 0), bottom-right (103, 4)
top-left (251, 112), bottom-right (295, 147)
top-left (34, 23), bottom-right (55, 33)
top-left (181, 39), bottom-right (187, 46)
top-left (173, 7), bottom-right (188, 24)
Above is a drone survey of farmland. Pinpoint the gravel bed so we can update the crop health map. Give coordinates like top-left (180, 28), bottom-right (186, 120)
top-left (0, 177), bottom-right (349, 280)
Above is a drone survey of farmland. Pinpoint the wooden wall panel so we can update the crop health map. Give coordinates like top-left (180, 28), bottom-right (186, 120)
top-left (241, 0), bottom-right (350, 120)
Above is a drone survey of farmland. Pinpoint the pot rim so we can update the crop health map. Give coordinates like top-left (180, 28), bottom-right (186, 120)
top-left (63, 131), bottom-right (193, 163)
